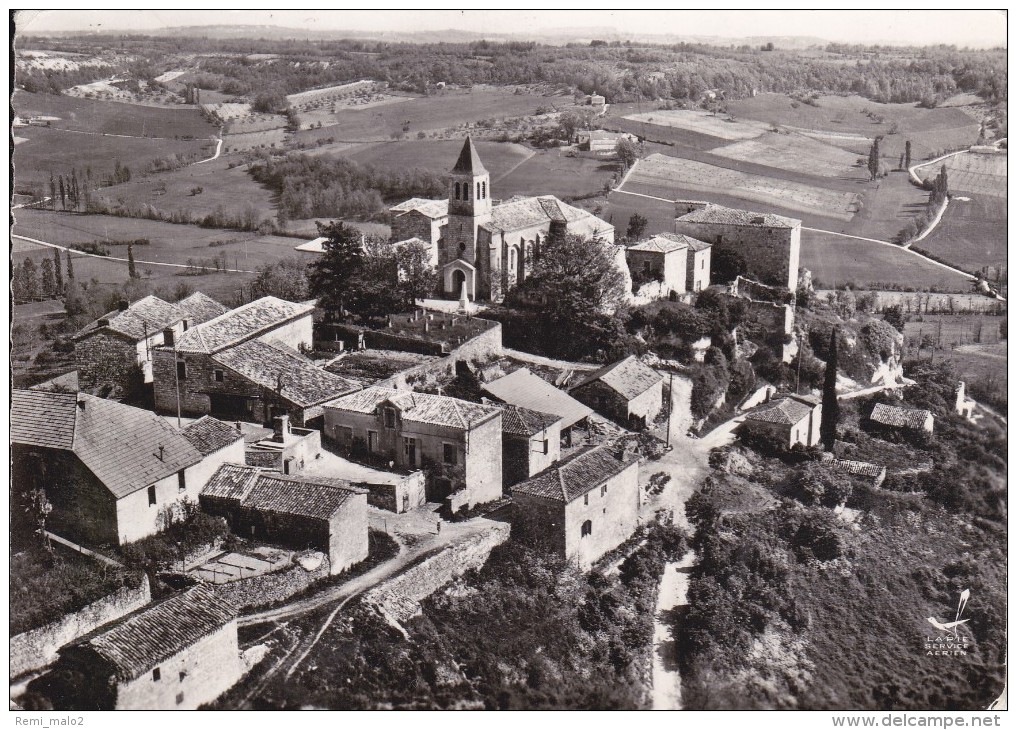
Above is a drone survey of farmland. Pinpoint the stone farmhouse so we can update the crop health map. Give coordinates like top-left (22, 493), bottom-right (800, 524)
top-left (152, 296), bottom-right (359, 427)
top-left (482, 367), bottom-right (593, 437)
top-left (11, 390), bottom-right (237, 546)
top-left (390, 136), bottom-right (615, 302)
top-left (741, 393), bottom-right (822, 449)
top-left (569, 355), bottom-right (664, 429)
top-left (179, 415), bottom-right (247, 488)
top-left (578, 129), bottom-right (638, 155)
top-left (38, 584), bottom-right (242, 710)
top-left (512, 445), bottom-right (641, 571)
top-left (499, 405), bottom-right (563, 487)
top-left (626, 232), bottom-right (712, 300)
top-left (868, 403), bottom-right (935, 435)
top-left (200, 464), bottom-right (369, 575)
top-left (74, 293), bottom-right (228, 394)
top-left (323, 386), bottom-right (503, 510)
top-left (674, 202), bottom-right (802, 292)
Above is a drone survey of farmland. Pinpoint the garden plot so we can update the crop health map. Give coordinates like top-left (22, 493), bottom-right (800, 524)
top-left (622, 153), bottom-right (858, 220)
top-left (711, 132), bottom-right (862, 178)
top-left (623, 110), bottom-right (770, 141)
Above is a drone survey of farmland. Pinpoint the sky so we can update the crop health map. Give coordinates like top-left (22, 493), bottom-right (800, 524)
top-left (15, 9), bottom-right (1008, 48)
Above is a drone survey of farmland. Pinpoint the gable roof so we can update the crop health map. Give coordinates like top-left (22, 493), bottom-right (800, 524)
top-left (481, 195), bottom-right (611, 236)
top-left (324, 386), bottom-right (501, 431)
top-left (676, 204), bottom-right (800, 230)
top-left (175, 292), bottom-right (229, 324)
top-left (294, 236), bottom-right (328, 253)
top-left (569, 355), bottom-right (663, 401)
top-left (67, 584), bottom-right (235, 681)
top-left (242, 473), bottom-right (363, 521)
top-left (451, 135), bottom-right (487, 175)
top-left (482, 368), bottom-right (593, 429)
top-left (389, 198), bottom-right (449, 219)
top-left (499, 404), bottom-right (563, 437)
top-left (11, 389), bottom-right (79, 449)
top-left (512, 445), bottom-right (638, 503)
top-left (179, 416), bottom-right (243, 457)
top-left (744, 394), bottom-right (817, 427)
top-left (74, 295), bottom-right (183, 342)
top-left (173, 296), bottom-right (315, 354)
top-left (869, 403), bottom-right (933, 430)
top-left (11, 390), bottom-right (203, 498)
top-left (201, 463), bottom-right (262, 502)
top-left (212, 339), bottom-right (359, 407)
top-left (627, 232), bottom-right (691, 254)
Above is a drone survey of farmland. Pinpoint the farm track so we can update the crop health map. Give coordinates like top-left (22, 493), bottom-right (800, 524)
top-left (11, 234), bottom-right (258, 274)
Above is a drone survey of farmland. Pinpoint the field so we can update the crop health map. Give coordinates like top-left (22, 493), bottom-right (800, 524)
top-left (336, 140), bottom-right (534, 179)
top-left (623, 109), bottom-right (771, 140)
top-left (916, 196), bottom-right (1007, 272)
top-left (13, 91), bottom-right (216, 139)
top-left (710, 132), bottom-right (862, 178)
top-left (621, 153), bottom-right (858, 220)
top-left (915, 151), bottom-right (1006, 198)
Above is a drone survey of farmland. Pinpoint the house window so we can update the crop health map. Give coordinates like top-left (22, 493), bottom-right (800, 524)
top-left (368, 431), bottom-right (378, 452)
top-left (701, 258), bottom-right (705, 269)
top-left (581, 520), bottom-right (592, 538)
top-left (601, 484), bottom-right (607, 497)
top-left (152, 667), bottom-right (161, 682)
top-left (584, 494), bottom-right (589, 506)
top-left (384, 408), bottom-right (396, 429)
top-left (176, 692), bottom-right (184, 705)
top-left (214, 369), bottom-right (224, 382)
top-left (542, 439), bottom-right (549, 455)
top-left (177, 471), bottom-right (186, 493)
top-left (443, 443), bottom-right (457, 465)
top-left (179, 671), bottom-right (187, 682)
top-left (176, 361), bottom-right (187, 380)
top-left (148, 485), bottom-right (157, 506)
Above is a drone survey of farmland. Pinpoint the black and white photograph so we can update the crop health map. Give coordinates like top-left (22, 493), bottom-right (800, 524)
top-left (8, 8), bottom-right (1008, 716)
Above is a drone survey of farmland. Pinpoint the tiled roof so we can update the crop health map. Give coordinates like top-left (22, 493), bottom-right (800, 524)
top-left (570, 356), bottom-right (663, 401)
top-left (176, 292), bottom-right (229, 325)
top-left (242, 474), bottom-right (362, 521)
top-left (72, 395), bottom-right (202, 498)
top-left (676, 204), bottom-right (800, 230)
top-left (173, 296), bottom-right (314, 354)
top-left (69, 584), bottom-right (236, 681)
top-left (869, 403), bottom-right (933, 430)
top-left (389, 198), bottom-right (449, 219)
top-left (212, 339), bottom-right (359, 408)
top-left (512, 445), bottom-right (638, 503)
top-left (686, 238), bottom-right (712, 252)
top-left (451, 136), bottom-right (487, 175)
top-left (12, 390), bottom-right (202, 498)
top-left (627, 232), bottom-right (692, 254)
top-left (201, 463), bottom-right (262, 502)
top-left (482, 368), bottom-right (593, 429)
top-left (180, 416), bottom-right (243, 456)
top-left (481, 195), bottom-right (610, 235)
top-left (74, 295), bottom-right (183, 341)
top-left (393, 236), bottom-right (431, 249)
top-left (744, 395), bottom-right (817, 426)
top-left (324, 386), bottom-right (500, 430)
top-left (833, 459), bottom-right (886, 479)
top-left (11, 390), bottom-right (78, 449)
top-left (499, 404), bottom-right (562, 436)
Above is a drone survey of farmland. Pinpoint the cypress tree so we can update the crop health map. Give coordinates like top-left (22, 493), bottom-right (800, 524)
top-left (904, 140), bottom-right (912, 169)
top-left (53, 247), bottom-right (63, 292)
top-left (820, 327), bottom-right (840, 451)
top-left (127, 243), bottom-right (138, 279)
top-left (867, 138), bottom-right (881, 181)
top-left (58, 176), bottom-right (66, 209)
top-left (65, 250), bottom-right (75, 281)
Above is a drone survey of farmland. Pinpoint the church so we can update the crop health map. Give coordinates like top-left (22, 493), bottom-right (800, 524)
top-left (389, 137), bottom-right (615, 303)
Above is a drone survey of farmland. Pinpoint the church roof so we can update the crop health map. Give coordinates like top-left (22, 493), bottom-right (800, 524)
top-left (451, 136), bottom-right (487, 175)
top-left (481, 195), bottom-right (610, 236)
top-left (389, 198), bottom-right (449, 219)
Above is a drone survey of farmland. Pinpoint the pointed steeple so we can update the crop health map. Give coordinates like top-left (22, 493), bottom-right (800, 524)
top-left (452, 135), bottom-right (487, 175)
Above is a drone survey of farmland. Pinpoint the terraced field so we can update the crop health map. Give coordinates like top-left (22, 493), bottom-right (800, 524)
top-left (710, 132), bottom-right (863, 178)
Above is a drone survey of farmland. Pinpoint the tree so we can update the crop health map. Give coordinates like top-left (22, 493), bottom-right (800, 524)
top-left (65, 250), bottom-right (75, 281)
top-left (711, 248), bottom-right (748, 284)
top-left (904, 140), bottom-right (912, 169)
top-left (251, 257), bottom-right (310, 301)
top-left (883, 304), bottom-right (907, 333)
top-left (53, 247), bottom-right (63, 293)
top-left (820, 327), bottom-right (840, 451)
top-left (616, 137), bottom-right (639, 168)
top-left (15, 258), bottom-right (39, 301)
top-left (40, 258), bottom-right (56, 297)
top-left (49, 173), bottom-right (56, 208)
top-left (867, 137), bottom-right (881, 181)
top-left (556, 111), bottom-right (584, 141)
top-left (58, 176), bottom-right (66, 209)
top-left (626, 213), bottom-right (648, 241)
top-left (308, 221), bottom-right (367, 316)
top-left (127, 243), bottom-right (138, 279)
top-left (394, 240), bottom-right (439, 306)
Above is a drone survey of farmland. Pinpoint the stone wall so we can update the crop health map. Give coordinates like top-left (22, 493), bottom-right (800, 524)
top-left (10, 575), bottom-right (151, 679)
top-left (463, 413), bottom-right (504, 507)
top-left (361, 471), bottom-right (427, 513)
top-left (211, 553), bottom-right (331, 611)
top-left (816, 290), bottom-right (1005, 315)
top-left (563, 460), bottom-right (640, 571)
top-left (674, 218), bottom-right (800, 292)
top-left (75, 331), bottom-right (137, 394)
top-left (328, 493), bottom-right (369, 575)
top-left (363, 522), bottom-right (510, 623)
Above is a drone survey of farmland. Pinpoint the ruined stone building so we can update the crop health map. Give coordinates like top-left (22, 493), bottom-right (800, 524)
top-left (323, 386), bottom-right (503, 510)
top-left (74, 292), bottom-right (228, 395)
top-left (674, 202), bottom-right (801, 292)
top-left (11, 390), bottom-right (237, 545)
top-left (512, 445), bottom-right (641, 571)
top-left (389, 136), bottom-right (615, 302)
top-left (34, 584), bottom-right (242, 710)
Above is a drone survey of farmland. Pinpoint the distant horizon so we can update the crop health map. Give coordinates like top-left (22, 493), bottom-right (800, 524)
top-left (14, 10), bottom-right (1008, 49)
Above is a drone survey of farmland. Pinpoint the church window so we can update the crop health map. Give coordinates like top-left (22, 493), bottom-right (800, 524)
top-left (476, 182), bottom-right (481, 199)
top-left (463, 184), bottom-right (469, 201)
top-left (454, 182), bottom-right (460, 200)
top-left (509, 249), bottom-right (516, 270)
top-left (482, 181), bottom-right (486, 198)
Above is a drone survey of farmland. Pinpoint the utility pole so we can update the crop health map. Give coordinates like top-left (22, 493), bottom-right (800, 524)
top-left (173, 339), bottom-right (182, 429)
top-left (665, 372), bottom-right (673, 448)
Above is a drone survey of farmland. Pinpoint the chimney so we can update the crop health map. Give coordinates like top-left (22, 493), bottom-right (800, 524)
top-left (117, 300), bottom-right (129, 312)
top-left (157, 445), bottom-right (165, 461)
top-left (235, 421), bottom-right (243, 432)
top-left (273, 414), bottom-right (290, 442)
top-left (98, 318), bottom-right (110, 327)
top-left (162, 327), bottom-right (175, 347)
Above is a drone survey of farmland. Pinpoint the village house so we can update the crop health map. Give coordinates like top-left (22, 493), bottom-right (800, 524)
top-left (868, 403), bottom-right (935, 435)
top-left (179, 415), bottom-right (247, 488)
top-left (511, 445), bottom-right (641, 571)
top-left (389, 137), bottom-right (615, 302)
top-left (674, 202), bottom-right (802, 292)
top-left (323, 386), bottom-right (503, 510)
top-left (499, 405), bottom-right (563, 487)
top-left (244, 414), bottom-right (323, 475)
top-left (568, 355), bottom-right (664, 429)
top-left (482, 367), bottom-right (594, 443)
top-left (11, 390), bottom-right (237, 546)
top-left (152, 296), bottom-right (359, 427)
top-left (626, 233), bottom-right (713, 299)
top-left (741, 393), bottom-right (822, 449)
top-left (577, 129), bottom-right (638, 155)
top-left (35, 584), bottom-right (242, 710)
top-left (74, 292), bottom-right (229, 394)
top-left (200, 464), bottom-right (369, 575)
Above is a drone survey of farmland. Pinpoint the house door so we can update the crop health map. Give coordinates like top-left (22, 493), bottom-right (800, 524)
top-left (404, 437), bottom-right (417, 467)
top-left (402, 494), bottom-right (410, 513)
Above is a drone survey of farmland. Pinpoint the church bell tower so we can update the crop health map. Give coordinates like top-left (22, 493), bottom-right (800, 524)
top-left (445, 136), bottom-right (492, 265)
